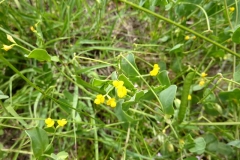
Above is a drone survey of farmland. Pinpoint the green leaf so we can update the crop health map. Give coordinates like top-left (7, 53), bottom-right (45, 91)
top-left (76, 76), bottom-right (106, 94)
top-left (28, 49), bottom-right (51, 61)
top-left (203, 133), bottom-right (218, 152)
top-left (51, 151), bottom-right (69, 160)
top-left (25, 127), bottom-right (49, 158)
top-left (209, 49), bottom-right (225, 58)
top-left (120, 53), bottom-right (139, 77)
top-left (234, 64), bottom-right (240, 83)
top-left (219, 89), bottom-right (240, 102)
top-left (228, 140), bottom-right (240, 148)
top-left (0, 90), bottom-right (9, 100)
top-left (115, 100), bottom-right (135, 124)
top-left (6, 106), bottom-right (28, 128)
top-left (159, 85), bottom-right (177, 115)
top-left (217, 142), bottom-right (233, 155)
top-left (141, 86), bottom-right (164, 101)
top-left (204, 102), bottom-right (222, 116)
top-left (189, 137), bottom-right (206, 154)
top-left (232, 26), bottom-right (240, 43)
top-left (122, 91), bottom-right (144, 111)
top-left (169, 43), bottom-right (183, 53)
top-left (51, 56), bottom-right (60, 62)
top-left (118, 74), bottom-right (135, 89)
top-left (92, 79), bottom-right (109, 87)
top-left (203, 88), bottom-right (216, 102)
top-left (157, 70), bottom-right (171, 87)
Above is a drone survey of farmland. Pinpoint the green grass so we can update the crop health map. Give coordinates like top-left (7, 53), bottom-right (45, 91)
top-left (1, 0), bottom-right (240, 160)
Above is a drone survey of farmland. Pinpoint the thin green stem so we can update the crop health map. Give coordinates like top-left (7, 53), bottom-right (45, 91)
top-left (119, 0), bottom-right (240, 59)
top-left (122, 125), bottom-right (131, 160)
top-left (0, 54), bottom-right (85, 114)
top-left (179, 2), bottom-right (211, 32)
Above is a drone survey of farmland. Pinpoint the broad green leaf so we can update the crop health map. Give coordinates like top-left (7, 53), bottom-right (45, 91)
top-left (141, 86), bottom-right (164, 101)
top-left (184, 134), bottom-right (195, 149)
top-left (217, 142), bottom-right (233, 156)
top-left (209, 49), bottom-right (225, 58)
top-left (203, 133), bottom-right (218, 152)
top-left (28, 49), bottom-right (51, 61)
top-left (159, 85), bottom-right (177, 115)
top-left (157, 70), bottom-right (171, 87)
top-left (122, 91), bottom-right (144, 111)
top-left (204, 102), bottom-right (222, 116)
top-left (232, 26), bottom-right (240, 43)
top-left (189, 137), bottom-right (206, 154)
top-left (233, 64), bottom-right (240, 83)
top-left (228, 140), bottom-right (240, 148)
top-left (219, 89), bottom-right (240, 102)
top-left (118, 74), bottom-right (135, 89)
top-left (115, 100), bottom-right (135, 124)
top-left (203, 88), bottom-right (216, 102)
top-left (120, 53), bottom-right (139, 77)
top-left (25, 127), bottom-right (49, 158)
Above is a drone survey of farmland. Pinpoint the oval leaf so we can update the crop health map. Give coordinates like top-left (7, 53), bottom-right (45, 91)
top-left (25, 127), bottom-right (49, 158)
top-left (189, 137), bottom-right (206, 154)
top-left (120, 53), bottom-right (139, 77)
top-left (28, 49), bottom-right (51, 61)
top-left (232, 27), bottom-right (240, 43)
top-left (159, 85), bottom-right (177, 115)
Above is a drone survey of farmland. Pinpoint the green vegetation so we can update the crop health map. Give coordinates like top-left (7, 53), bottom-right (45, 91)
top-left (1, 0), bottom-right (240, 159)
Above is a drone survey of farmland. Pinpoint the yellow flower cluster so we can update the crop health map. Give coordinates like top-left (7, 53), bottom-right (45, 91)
top-left (113, 80), bottom-right (127, 98)
top-left (150, 64), bottom-right (160, 76)
top-left (94, 80), bottom-right (128, 108)
top-left (94, 94), bottom-right (117, 108)
top-left (94, 94), bottom-right (105, 105)
top-left (199, 72), bottom-right (207, 87)
top-left (107, 98), bottom-right (116, 108)
top-left (185, 35), bottom-right (196, 40)
top-left (45, 118), bottom-right (68, 128)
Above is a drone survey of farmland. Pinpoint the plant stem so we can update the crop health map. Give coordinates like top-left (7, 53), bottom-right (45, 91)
top-left (119, 0), bottom-right (240, 59)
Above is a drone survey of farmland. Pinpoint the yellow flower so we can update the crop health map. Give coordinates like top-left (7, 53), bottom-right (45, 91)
top-left (113, 80), bottom-right (124, 88)
top-left (57, 119), bottom-right (67, 127)
top-left (2, 44), bottom-right (14, 51)
top-left (107, 98), bottom-right (117, 108)
top-left (188, 95), bottom-right (192, 100)
top-left (45, 118), bottom-right (55, 128)
top-left (94, 94), bottom-right (105, 105)
top-left (199, 79), bottom-right (205, 86)
top-left (201, 72), bottom-right (207, 78)
top-left (229, 7), bottom-right (235, 12)
top-left (191, 35), bottom-right (196, 40)
top-left (30, 26), bottom-right (36, 32)
top-left (150, 64), bottom-right (160, 76)
top-left (117, 86), bottom-right (127, 98)
top-left (185, 35), bottom-right (190, 40)
top-left (7, 34), bottom-right (16, 43)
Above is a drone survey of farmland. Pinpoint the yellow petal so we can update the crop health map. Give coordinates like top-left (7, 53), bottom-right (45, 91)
top-left (7, 34), bottom-right (16, 43)
top-left (2, 44), bottom-right (13, 51)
